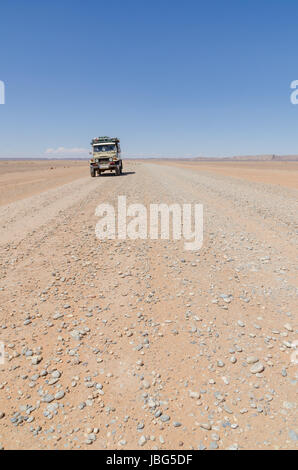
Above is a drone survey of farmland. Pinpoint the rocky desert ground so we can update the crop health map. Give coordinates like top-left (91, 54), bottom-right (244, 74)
top-left (0, 159), bottom-right (297, 450)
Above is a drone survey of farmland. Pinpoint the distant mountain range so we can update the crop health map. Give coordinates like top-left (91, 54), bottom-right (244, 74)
top-left (192, 154), bottom-right (298, 161)
top-left (1, 154), bottom-right (298, 161)
top-left (137, 154), bottom-right (298, 161)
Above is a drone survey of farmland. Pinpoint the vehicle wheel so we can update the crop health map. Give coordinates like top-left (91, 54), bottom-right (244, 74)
top-left (115, 166), bottom-right (121, 176)
top-left (90, 167), bottom-right (96, 177)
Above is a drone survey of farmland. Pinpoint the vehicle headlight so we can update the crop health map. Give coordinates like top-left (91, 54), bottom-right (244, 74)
top-left (109, 157), bottom-right (113, 161)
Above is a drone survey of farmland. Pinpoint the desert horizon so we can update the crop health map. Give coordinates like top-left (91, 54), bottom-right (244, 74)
top-left (1, 153), bottom-right (298, 161)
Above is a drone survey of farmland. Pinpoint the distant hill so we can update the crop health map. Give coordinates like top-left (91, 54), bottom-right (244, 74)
top-left (139, 154), bottom-right (298, 162)
top-left (203, 155), bottom-right (298, 161)
top-left (1, 154), bottom-right (298, 162)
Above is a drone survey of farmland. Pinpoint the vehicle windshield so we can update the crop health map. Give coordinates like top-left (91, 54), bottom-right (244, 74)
top-left (93, 144), bottom-right (116, 153)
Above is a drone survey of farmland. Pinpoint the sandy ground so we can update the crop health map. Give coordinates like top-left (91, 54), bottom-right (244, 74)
top-left (0, 160), bottom-right (87, 206)
top-left (0, 160), bottom-right (297, 450)
top-left (153, 160), bottom-right (298, 189)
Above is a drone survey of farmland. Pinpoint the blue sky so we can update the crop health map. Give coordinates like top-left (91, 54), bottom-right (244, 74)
top-left (0, 0), bottom-right (298, 158)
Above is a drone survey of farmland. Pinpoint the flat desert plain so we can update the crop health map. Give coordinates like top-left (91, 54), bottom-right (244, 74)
top-left (0, 159), bottom-right (297, 449)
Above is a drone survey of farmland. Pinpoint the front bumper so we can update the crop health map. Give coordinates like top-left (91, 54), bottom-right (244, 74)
top-left (90, 161), bottom-right (119, 170)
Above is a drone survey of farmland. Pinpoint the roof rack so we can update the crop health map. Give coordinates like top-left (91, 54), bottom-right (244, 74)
top-left (91, 136), bottom-right (120, 145)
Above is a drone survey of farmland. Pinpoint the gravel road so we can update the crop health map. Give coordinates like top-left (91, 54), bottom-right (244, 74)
top-left (0, 161), bottom-right (297, 449)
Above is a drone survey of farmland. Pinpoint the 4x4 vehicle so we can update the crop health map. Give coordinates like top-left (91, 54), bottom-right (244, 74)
top-left (89, 136), bottom-right (122, 177)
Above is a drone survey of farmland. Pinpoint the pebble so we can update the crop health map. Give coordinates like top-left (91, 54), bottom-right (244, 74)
top-left (160, 415), bottom-right (170, 422)
top-left (43, 394), bottom-right (55, 403)
top-left (289, 430), bottom-right (298, 442)
top-left (250, 363), bottom-right (265, 374)
top-left (51, 370), bottom-right (61, 379)
top-left (138, 435), bottom-right (147, 446)
top-left (199, 423), bottom-right (211, 430)
top-left (247, 356), bottom-right (259, 364)
top-left (284, 323), bottom-right (293, 332)
top-left (210, 441), bottom-right (219, 450)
